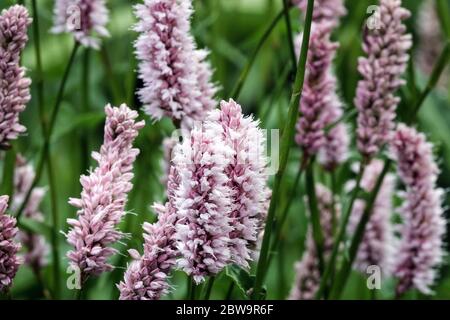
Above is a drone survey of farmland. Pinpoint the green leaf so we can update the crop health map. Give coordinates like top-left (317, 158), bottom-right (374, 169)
top-left (225, 265), bottom-right (255, 298)
top-left (18, 218), bottom-right (52, 239)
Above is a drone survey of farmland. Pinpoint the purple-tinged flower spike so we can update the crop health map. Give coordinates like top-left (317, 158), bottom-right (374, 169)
top-left (134, 0), bottom-right (217, 129)
top-left (51, 0), bottom-right (109, 50)
top-left (355, 0), bottom-right (412, 159)
top-left (66, 104), bottom-right (144, 281)
top-left (347, 160), bottom-right (395, 275)
top-left (0, 5), bottom-right (32, 149)
top-left (295, 22), bottom-right (349, 163)
top-left (12, 155), bottom-right (48, 271)
top-left (118, 167), bottom-right (180, 300)
top-left (207, 99), bottom-right (269, 269)
top-left (390, 124), bottom-right (446, 296)
top-left (293, 0), bottom-right (347, 26)
top-left (173, 122), bottom-right (233, 284)
top-left (0, 195), bottom-right (22, 293)
top-left (289, 185), bottom-right (339, 300)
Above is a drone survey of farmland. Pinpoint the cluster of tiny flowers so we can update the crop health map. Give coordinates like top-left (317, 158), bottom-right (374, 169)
top-left (289, 184), bottom-right (339, 300)
top-left (294, 0), bottom-right (349, 169)
top-left (52, 0), bottom-right (109, 49)
top-left (0, 196), bottom-right (22, 293)
top-left (293, 0), bottom-right (347, 27)
top-left (416, 0), bottom-right (449, 89)
top-left (0, 5), bottom-right (32, 149)
top-left (208, 99), bottom-right (269, 269)
top-left (66, 104), bottom-right (144, 280)
top-left (134, 0), bottom-right (217, 129)
top-left (347, 160), bottom-right (395, 275)
top-left (355, 0), bottom-right (412, 158)
top-left (390, 124), bottom-right (446, 296)
top-left (118, 167), bottom-right (180, 300)
top-left (12, 155), bottom-right (48, 271)
top-left (173, 120), bottom-right (234, 284)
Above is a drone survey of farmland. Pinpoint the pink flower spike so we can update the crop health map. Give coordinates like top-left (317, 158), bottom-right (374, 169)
top-left (52, 0), bottom-right (110, 50)
top-left (355, 0), bottom-right (412, 158)
top-left (293, 0), bottom-right (347, 26)
top-left (390, 124), bottom-right (446, 296)
top-left (0, 195), bottom-right (22, 293)
top-left (0, 5), bottom-right (32, 149)
top-left (134, 0), bottom-right (217, 129)
top-left (66, 104), bottom-right (144, 280)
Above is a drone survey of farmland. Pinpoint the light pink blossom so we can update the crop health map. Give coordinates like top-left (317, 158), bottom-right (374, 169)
top-left (390, 124), bottom-right (446, 295)
top-left (52, 0), bottom-right (109, 49)
top-left (66, 104), bottom-right (144, 281)
top-left (0, 5), bottom-right (32, 149)
top-left (134, 0), bottom-right (217, 129)
top-left (355, 0), bottom-right (412, 158)
top-left (0, 195), bottom-right (22, 293)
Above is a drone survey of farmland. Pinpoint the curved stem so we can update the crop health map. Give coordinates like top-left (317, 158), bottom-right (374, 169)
top-left (282, 0), bottom-right (297, 75)
top-left (251, 0), bottom-right (315, 300)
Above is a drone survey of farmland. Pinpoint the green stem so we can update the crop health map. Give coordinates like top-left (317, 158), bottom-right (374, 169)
top-left (100, 45), bottom-right (122, 105)
top-left (412, 41), bottom-right (450, 117)
top-left (437, 0), bottom-right (450, 38)
top-left (203, 277), bottom-right (215, 300)
top-left (230, 9), bottom-right (286, 100)
top-left (282, 0), bottom-right (297, 75)
top-left (15, 42), bottom-right (80, 221)
top-left (251, 0), bottom-right (315, 300)
top-left (329, 159), bottom-right (392, 299)
top-left (225, 282), bottom-right (235, 300)
top-left (189, 278), bottom-right (197, 300)
top-left (315, 161), bottom-right (366, 299)
top-left (305, 161), bottom-right (325, 273)
top-left (81, 48), bottom-right (91, 174)
top-left (330, 170), bottom-right (338, 236)
top-left (1, 147), bottom-right (16, 199)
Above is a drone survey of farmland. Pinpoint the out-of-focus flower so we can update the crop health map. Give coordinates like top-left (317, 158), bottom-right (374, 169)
top-left (355, 0), bottom-right (412, 158)
top-left (52, 0), bottom-right (109, 49)
top-left (390, 124), bottom-right (446, 296)
top-left (347, 160), bottom-right (395, 275)
top-left (11, 155), bottom-right (48, 271)
top-left (207, 99), bottom-right (269, 269)
top-left (0, 195), bottom-right (22, 293)
top-left (134, 0), bottom-right (217, 129)
top-left (289, 184), bottom-right (339, 300)
top-left (173, 121), bottom-right (233, 284)
top-left (0, 5), bottom-right (32, 149)
top-left (293, 0), bottom-right (347, 26)
top-left (66, 104), bottom-right (144, 281)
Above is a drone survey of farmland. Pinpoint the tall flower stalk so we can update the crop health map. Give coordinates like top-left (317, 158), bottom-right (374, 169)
top-left (0, 5), bottom-right (32, 149)
top-left (66, 104), bottom-right (144, 283)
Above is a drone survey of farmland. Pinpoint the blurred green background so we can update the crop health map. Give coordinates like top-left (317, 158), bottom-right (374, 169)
top-left (0, 0), bottom-right (449, 300)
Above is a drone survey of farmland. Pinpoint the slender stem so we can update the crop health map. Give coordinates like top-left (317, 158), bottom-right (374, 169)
top-left (329, 160), bottom-right (392, 299)
top-left (81, 48), bottom-right (91, 174)
top-left (230, 10), bottom-right (286, 100)
top-left (305, 161), bottom-right (325, 274)
top-left (282, 0), bottom-right (297, 75)
top-left (325, 109), bottom-right (357, 133)
top-left (251, 0), bottom-right (315, 300)
top-left (189, 278), bottom-right (197, 300)
top-left (1, 147), bottom-right (16, 199)
top-left (330, 170), bottom-right (338, 236)
top-left (437, 0), bottom-right (450, 39)
top-left (315, 161), bottom-right (366, 299)
top-left (100, 46), bottom-right (122, 105)
top-left (225, 282), bottom-right (235, 300)
top-left (15, 43), bottom-right (80, 220)
top-left (203, 276), bottom-right (215, 300)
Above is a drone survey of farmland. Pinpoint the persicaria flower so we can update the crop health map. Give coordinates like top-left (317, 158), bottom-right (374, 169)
top-left (52, 0), bottom-right (110, 49)
top-left (66, 104), bottom-right (144, 281)
top-left (347, 160), bottom-right (395, 275)
top-left (355, 0), bottom-right (412, 158)
top-left (12, 155), bottom-right (48, 271)
top-left (0, 195), bottom-right (22, 293)
top-left (173, 120), bottom-right (233, 283)
top-left (134, 0), bottom-right (217, 129)
top-left (0, 5), bottom-right (32, 149)
top-left (207, 99), bottom-right (269, 269)
top-left (289, 184), bottom-right (339, 300)
top-left (390, 124), bottom-right (446, 296)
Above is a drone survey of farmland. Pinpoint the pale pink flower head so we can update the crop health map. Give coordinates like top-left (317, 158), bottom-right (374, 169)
top-left (52, 0), bottom-right (110, 49)
top-left (355, 0), bottom-right (412, 158)
top-left (348, 160), bottom-right (395, 275)
top-left (0, 195), bottom-right (22, 293)
top-left (289, 184), bottom-right (339, 300)
top-left (293, 0), bottom-right (347, 26)
top-left (207, 99), bottom-right (269, 269)
top-left (66, 104), bottom-right (144, 280)
top-left (0, 5), bottom-right (32, 149)
top-left (134, 0), bottom-right (217, 129)
top-left (173, 121), bottom-right (233, 283)
top-left (390, 124), bottom-right (446, 296)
